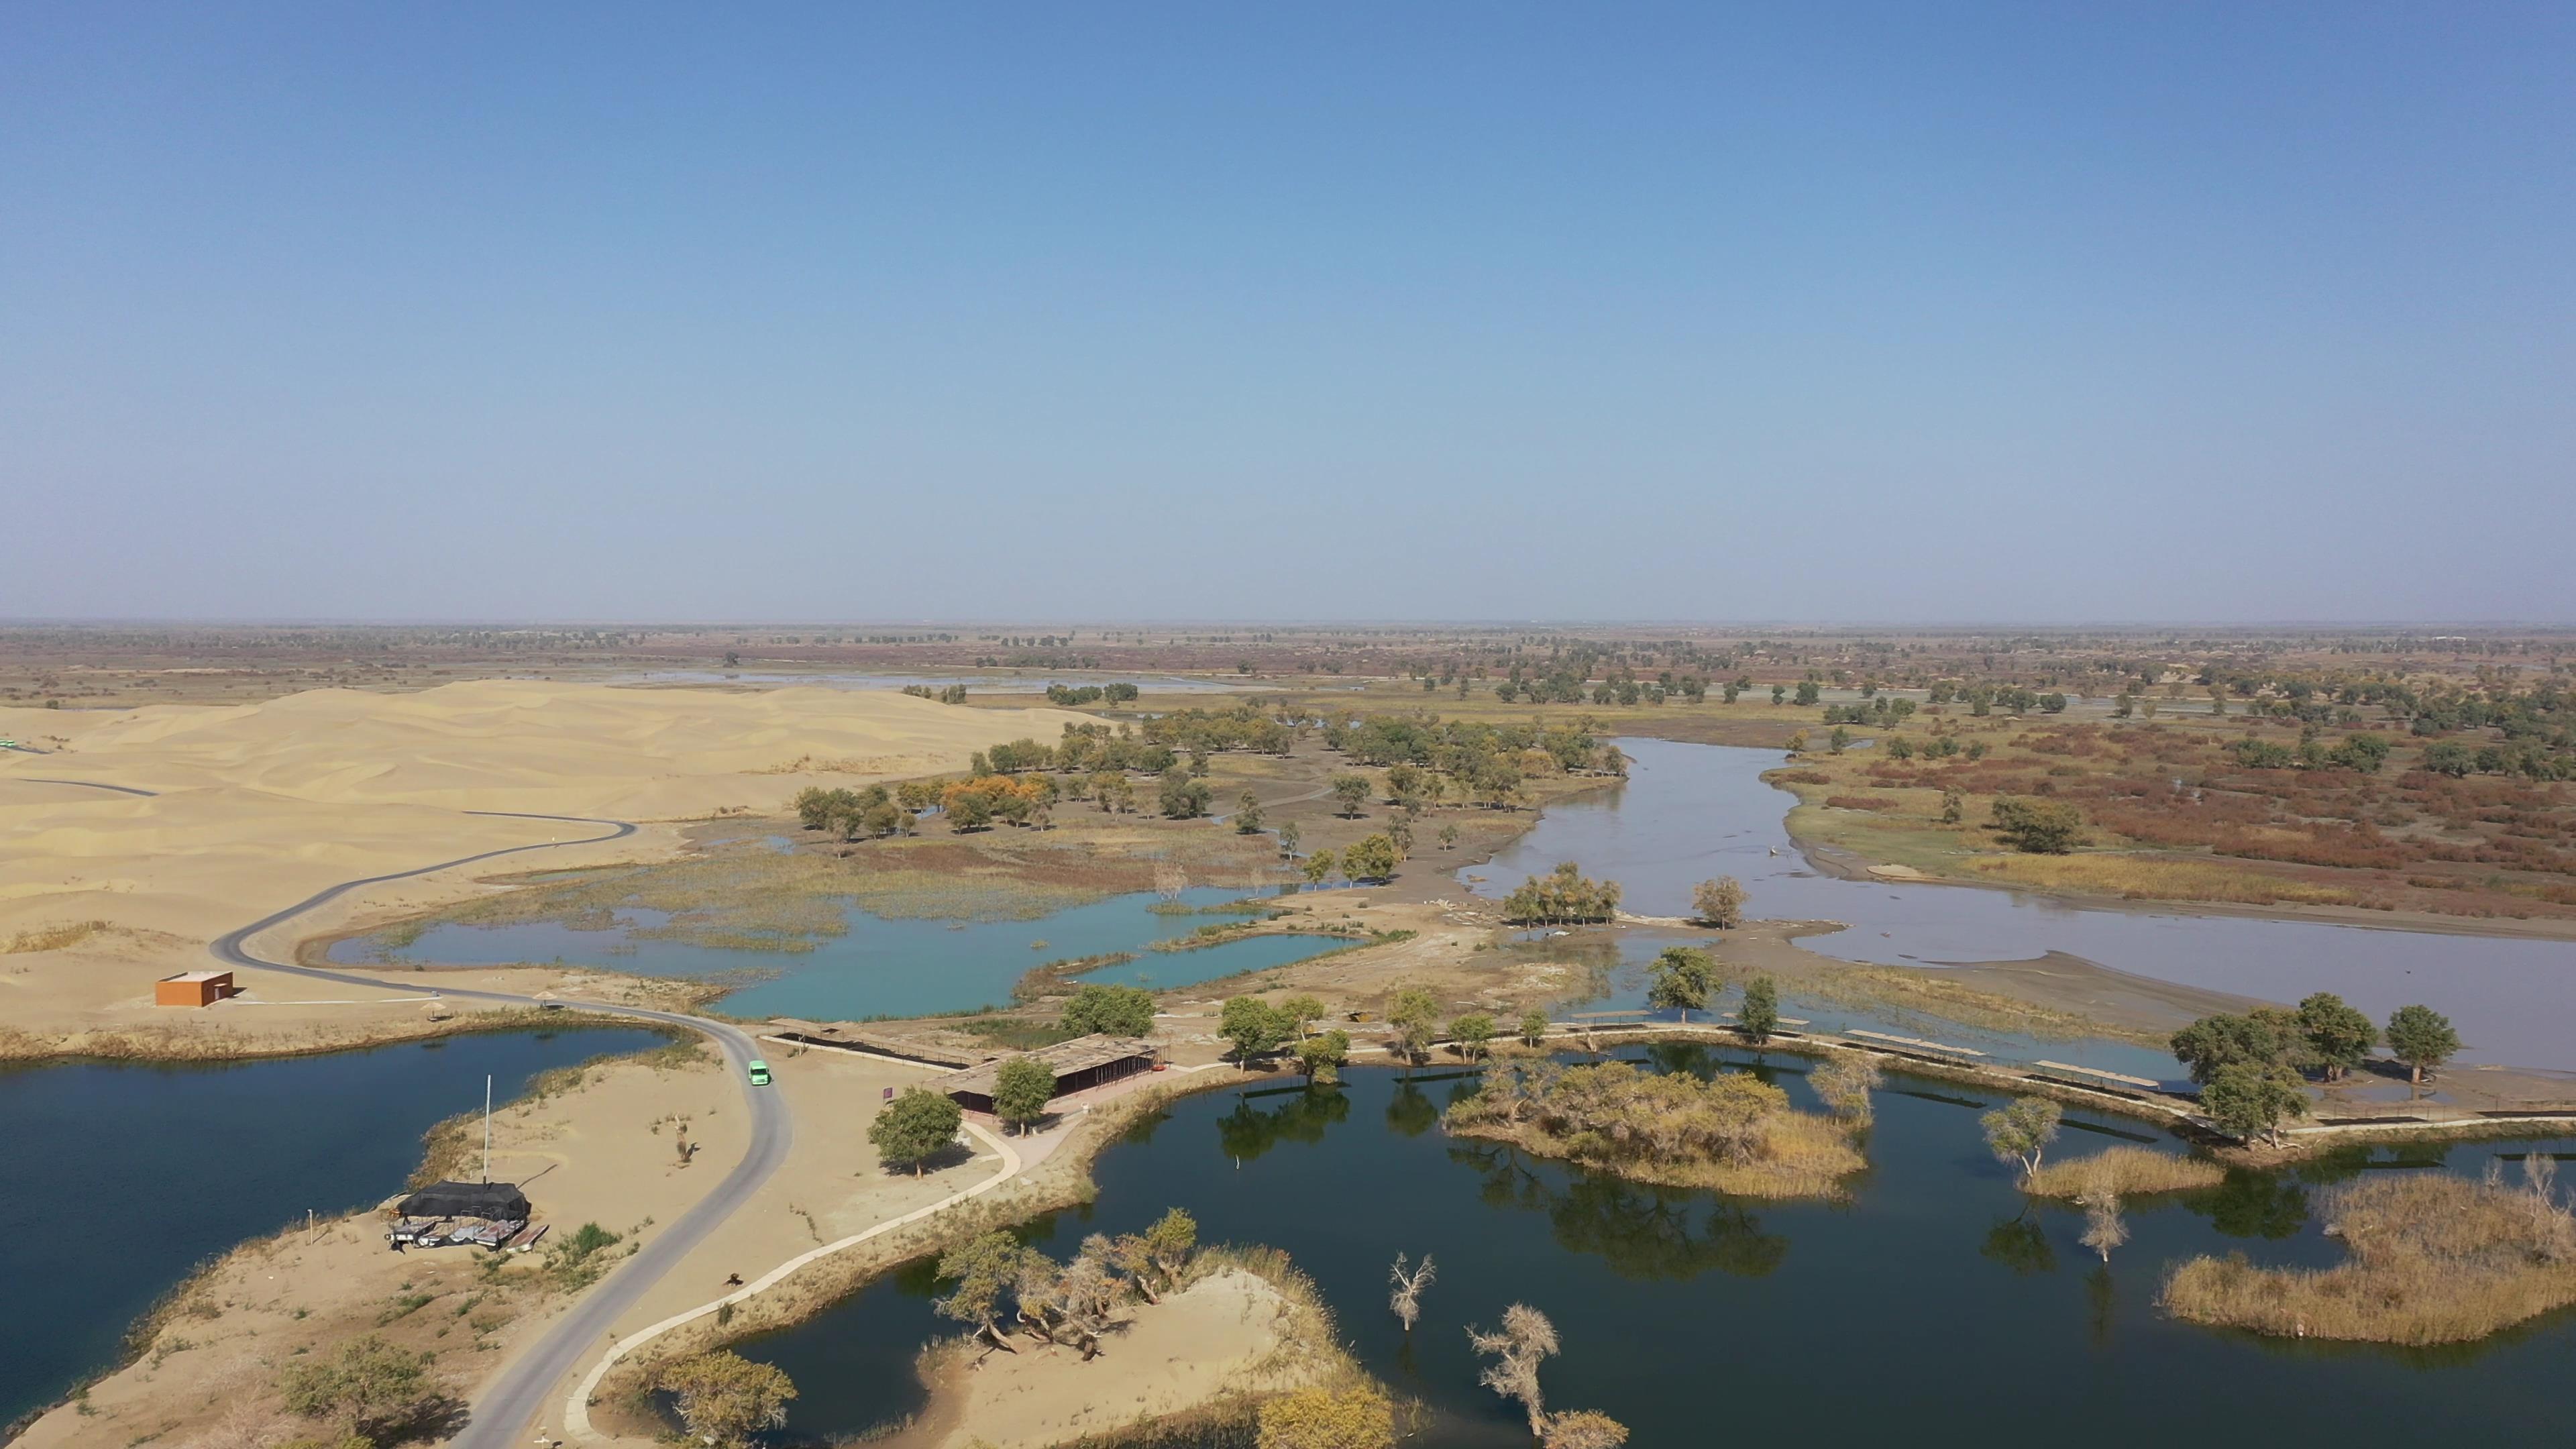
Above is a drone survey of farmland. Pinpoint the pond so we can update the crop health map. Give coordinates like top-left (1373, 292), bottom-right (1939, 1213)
top-left (332, 888), bottom-right (1350, 1020)
top-left (0, 1026), bottom-right (668, 1432)
top-left (722, 1060), bottom-right (2576, 1446)
top-left (1470, 738), bottom-right (2576, 1070)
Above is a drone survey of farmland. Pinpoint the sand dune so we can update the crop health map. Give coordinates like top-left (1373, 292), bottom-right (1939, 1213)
top-left (0, 682), bottom-right (1087, 1029)
top-left (0, 679), bottom-right (1085, 817)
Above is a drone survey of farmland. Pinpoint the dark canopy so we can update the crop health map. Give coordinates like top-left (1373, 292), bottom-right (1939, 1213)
top-left (395, 1180), bottom-right (530, 1221)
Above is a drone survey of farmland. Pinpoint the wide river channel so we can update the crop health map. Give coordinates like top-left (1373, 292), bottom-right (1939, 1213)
top-left (729, 1057), bottom-right (2575, 1446)
top-left (1473, 739), bottom-right (2576, 1071)
top-left (0, 1026), bottom-right (666, 1432)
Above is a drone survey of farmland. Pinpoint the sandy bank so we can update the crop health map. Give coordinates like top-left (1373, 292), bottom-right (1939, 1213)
top-left (887, 1268), bottom-right (1306, 1449)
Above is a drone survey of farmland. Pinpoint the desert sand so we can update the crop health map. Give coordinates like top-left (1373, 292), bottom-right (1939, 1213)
top-left (0, 682), bottom-right (1084, 1051)
top-left (888, 1269), bottom-right (1304, 1449)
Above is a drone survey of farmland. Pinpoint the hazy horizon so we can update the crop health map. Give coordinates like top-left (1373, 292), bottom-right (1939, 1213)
top-left (8, 5), bottom-right (2571, 624)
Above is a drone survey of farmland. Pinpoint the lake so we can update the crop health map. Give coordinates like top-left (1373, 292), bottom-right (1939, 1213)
top-left (332, 888), bottom-right (1349, 1020)
top-left (1470, 738), bottom-right (2576, 1070)
top-left (0, 1026), bottom-right (667, 1431)
top-left (723, 1059), bottom-right (2576, 1446)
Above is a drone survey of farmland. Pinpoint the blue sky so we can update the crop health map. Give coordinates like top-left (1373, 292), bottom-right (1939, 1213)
top-left (5, 4), bottom-right (2569, 623)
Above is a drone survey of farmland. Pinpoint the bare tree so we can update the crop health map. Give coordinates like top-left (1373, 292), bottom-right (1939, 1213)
top-left (1467, 1303), bottom-right (1560, 1436)
top-left (1388, 1252), bottom-right (1436, 1332)
top-left (2080, 1188), bottom-right (2128, 1263)
top-left (1153, 861), bottom-right (1190, 901)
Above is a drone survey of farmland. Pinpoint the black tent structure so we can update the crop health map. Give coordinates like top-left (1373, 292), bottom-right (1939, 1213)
top-left (395, 1180), bottom-right (531, 1222)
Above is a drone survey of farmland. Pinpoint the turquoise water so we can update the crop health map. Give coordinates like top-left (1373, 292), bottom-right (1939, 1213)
top-left (332, 888), bottom-right (1348, 1019)
top-left (0, 1027), bottom-right (666, 1432)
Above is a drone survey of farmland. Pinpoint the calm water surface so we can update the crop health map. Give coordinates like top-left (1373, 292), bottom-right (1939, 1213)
top-left (335, 888), bottom-right (1346, 1020)
top-left (1471, 739), bottom-right (2576, 1069)
top-left (0, 1026), bottom-right (665, 1430)
top-left (731, 1061), bottom-right (2575, 1446)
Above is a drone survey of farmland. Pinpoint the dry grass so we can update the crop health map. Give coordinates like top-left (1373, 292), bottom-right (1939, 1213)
top-left (1446, 1110), bottom-right (1864, 1200)
top-left (1967, 853), bottom-right (2359, 906)
top-left (2160, 1166), bottom-right (2576, 1344)
top-left (3, 919), bottom-right (109, 953)
top-left (2023, 1145), bottom-right (2224, 1199)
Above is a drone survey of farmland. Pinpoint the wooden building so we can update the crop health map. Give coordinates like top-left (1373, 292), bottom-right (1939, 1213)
top-left (154, 970), bottom-right (235, 1007)
top-left (941, 1034), bottom-right (1157, 1114)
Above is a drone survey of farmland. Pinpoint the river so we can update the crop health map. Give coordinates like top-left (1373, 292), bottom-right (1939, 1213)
top-left (1468, 738), bottom-right (2576, 1070)
top-left (0, 1026), bottom-right (667, 1431)
top-left (724, 1059), bottom-right (2576, 1446)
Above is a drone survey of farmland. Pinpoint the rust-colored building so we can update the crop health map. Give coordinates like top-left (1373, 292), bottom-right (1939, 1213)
top-left (155, 970), bottom-right (234, 1007)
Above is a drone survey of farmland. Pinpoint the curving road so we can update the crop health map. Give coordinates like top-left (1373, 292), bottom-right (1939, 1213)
top-left (172, 805), bottom-right (796, 1449)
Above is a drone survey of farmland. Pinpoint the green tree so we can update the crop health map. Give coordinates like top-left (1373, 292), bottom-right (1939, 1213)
top-left (1330, 773), bottom-right (1373, 817)
top-left (1295, 1028), bottom-right (1352, 1085)
top-left (1279, 994), bottom-right (1324, 1040)
top-left (1737, 975), bottom-right (1779, 1044)
top-left (1301, 849), bottom-right (1337, 887)
top-left (1450, 1012), bottom-right (1496, 1061)
top-left (1342, 832), bottom-right (1401, 881)
top-left (657, 1352), bottom-right (796, 1449)
top-left (1519, 1009), bottom-right (1551, 1046)
top-left (1690, 877), bottom-right (1746, 928)
top-left (1277, 820), bottom-right (1301, 857)
top-left (2385, 1004), bottom-right (2461, 1084)
top-left (1939, 788), bottom-right (1964, 824)
top-left (990, 1055), bottom-right (1057, 1136)
top-left (2169, 1009), bottom-right (2309, 1085)
top-left (1438, 822), bottom-right (1461, 851)
top-left (1980, 1095), bottom-right (2062, 1179)
top-left (948, 791), bottom-right (995, 831)
top-left (1988, 796), bottom-right (2084, 853)
top-left (1234, 790), bottom-right (1266, 834)
top-left (2295, 992), bottom-right (2377, 1080)
top-left (1060, 983), bottom-right (1157, 1038)
top-left (1142, 1207), bottom-right (1198, 1286)
top-left (2200, 1061), bottom-right (2309, 1146)
top-left (1388, 985), bottom-right (1441, 1065)
top-left (1644, 945), bottom-right (1714, 1019)
top-left (277, 1336), bottom-right (432, 1444)
top-left (934, 1230), bottom-right (1029, 1349)
top-left (869, 1088), bottom-right (963, 1177)
top-left (1220, 996), bottom-right (1290, 1068)
top-left (1160, 767), bottom-right (1211, 819)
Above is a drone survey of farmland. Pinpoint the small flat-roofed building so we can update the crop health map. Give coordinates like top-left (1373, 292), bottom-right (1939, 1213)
top-left (941, 1034), bottom-right (1157, 1114)
top-left (155, 970), bottom-right (234, 1007)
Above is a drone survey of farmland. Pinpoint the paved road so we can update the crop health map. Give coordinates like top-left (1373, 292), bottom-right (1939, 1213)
top-left (189, 809), bottom-right (796, 1449)
top-left (10, 776), bottom-right (160, 796)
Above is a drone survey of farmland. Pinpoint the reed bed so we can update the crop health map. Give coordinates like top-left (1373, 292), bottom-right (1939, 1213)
top-left (2023, 1145), bottom-right (2225, 1199)
top-left (2160, 1168), bottom-right (2576, 1344)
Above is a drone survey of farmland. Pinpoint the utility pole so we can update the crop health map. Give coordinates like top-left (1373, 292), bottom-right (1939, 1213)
top-left (482, 1074), bottom-right (493, 1183)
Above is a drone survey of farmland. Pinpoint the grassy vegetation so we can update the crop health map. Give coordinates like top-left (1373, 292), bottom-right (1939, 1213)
top-left (2160, 1166), bottom-right (2576, 1344)
top-left (1445, 1059), bottom-right (1864, 1199)
top-left (2023, 1145), bottom-right (2225, 1199)
top-left (1964, 853), bottom-right (2359, 906)
top-left (1, 919), bottom-right (109, 953)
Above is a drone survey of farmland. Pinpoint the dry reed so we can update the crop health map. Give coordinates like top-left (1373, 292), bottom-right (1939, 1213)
top-left (2023, 1145), bottom-right (2224, 1199)
top-left (2160, 1166), bottom-right (2576, 1344)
